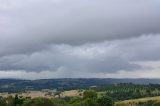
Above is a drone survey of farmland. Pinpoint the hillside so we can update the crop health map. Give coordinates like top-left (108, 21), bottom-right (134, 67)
top-left (1, 78), bottom-right (160, 92)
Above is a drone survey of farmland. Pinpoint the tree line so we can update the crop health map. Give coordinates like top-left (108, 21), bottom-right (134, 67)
top-left (0, 90), bottom-right (114, 106)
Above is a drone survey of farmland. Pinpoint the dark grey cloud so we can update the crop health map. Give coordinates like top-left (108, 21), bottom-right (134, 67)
top-left (0, 0), bottom-right (160, 56)
top-left (0, 0), bottom-right (160, 78)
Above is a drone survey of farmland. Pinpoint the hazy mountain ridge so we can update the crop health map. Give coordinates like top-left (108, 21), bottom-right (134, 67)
top-left (0, 78), bottom-right (160, 93)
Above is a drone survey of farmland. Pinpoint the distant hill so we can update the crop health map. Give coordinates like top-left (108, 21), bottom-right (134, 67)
top-left (0, 78), bottom-right (160, 92)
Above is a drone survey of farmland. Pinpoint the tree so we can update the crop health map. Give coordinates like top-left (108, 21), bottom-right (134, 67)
top-left (15, 94), bottom-right (18, 106)
top-left (15, 95), bottom-right (24, 106)
top-left (97, 95), bottom-right (114, 106)
top-left (83, 90), bottom-right (97, 100)
top-left (0, 96), bottom-right (7, 106)
top-left (7, 96), bottom-right (15, 106)
top-left (22, 98), bottom-right (55, 106)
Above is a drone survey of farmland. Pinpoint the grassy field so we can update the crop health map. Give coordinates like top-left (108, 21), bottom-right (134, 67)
top-left (115, 96), bottom-right (160, 106)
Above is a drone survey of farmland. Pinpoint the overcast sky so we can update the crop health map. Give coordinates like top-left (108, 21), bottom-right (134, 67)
top-left (0, 0), bottom-right (160, 79)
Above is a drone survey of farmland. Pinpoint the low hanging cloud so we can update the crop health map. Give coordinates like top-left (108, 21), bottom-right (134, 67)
top-left (0, 35), bottom-right (160, 74)
top-left (0, 0), bottom-right (160, 78)
top-left (0, 43), bottom-right (141, 72)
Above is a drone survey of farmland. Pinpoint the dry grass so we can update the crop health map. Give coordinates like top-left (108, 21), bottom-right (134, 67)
top-left (60, 90), bottom-right (81, 97)
top-left (0, 90), bottom-right (83, 98)
top-left (115, 96), bottom-right (160, 106)
top-left (0, 91), bottom-right (53, 98)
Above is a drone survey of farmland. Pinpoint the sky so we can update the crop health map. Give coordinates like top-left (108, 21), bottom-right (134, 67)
top-left (0, 0), bottom-right (160, 79)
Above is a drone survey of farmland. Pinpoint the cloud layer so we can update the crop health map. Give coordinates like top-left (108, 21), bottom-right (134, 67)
top-left (0, 0), bottom-right (160, 79)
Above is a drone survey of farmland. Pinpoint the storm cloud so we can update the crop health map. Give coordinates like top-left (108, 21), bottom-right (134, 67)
top-left (0, 0), bottom-right (160, 79)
